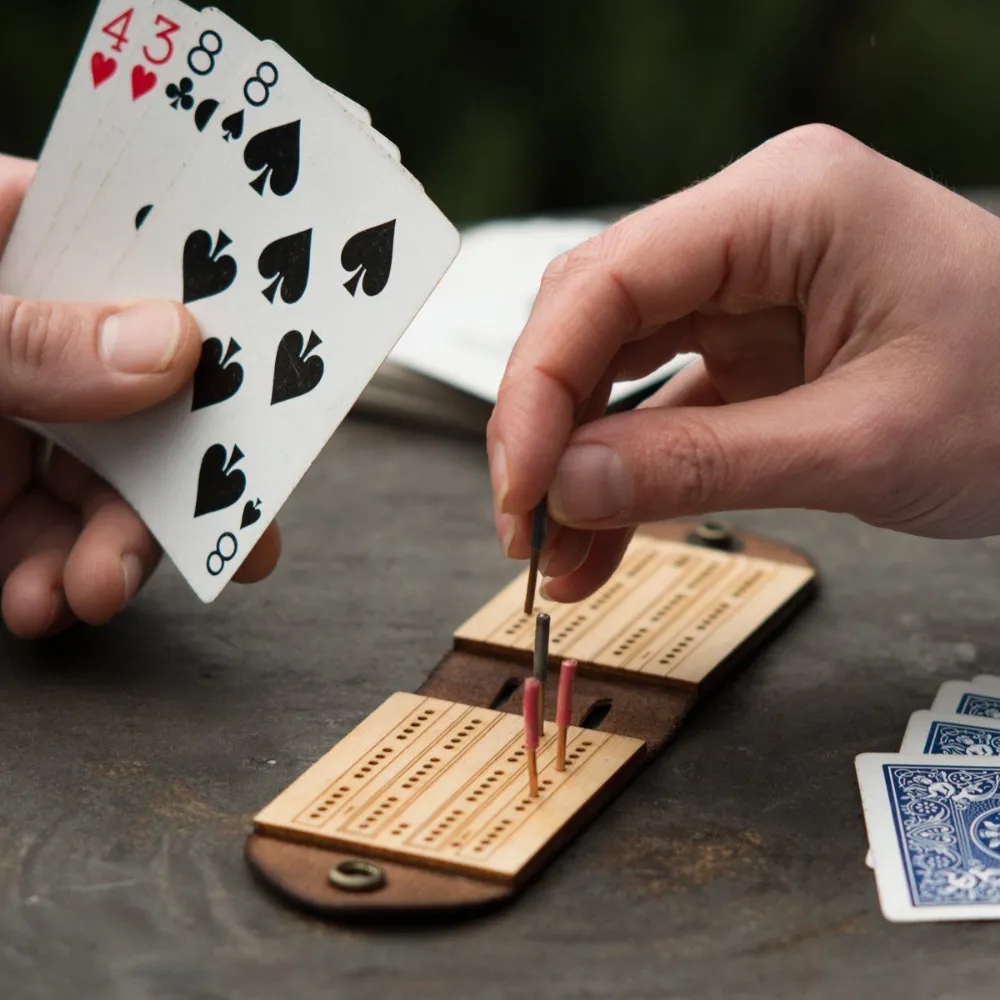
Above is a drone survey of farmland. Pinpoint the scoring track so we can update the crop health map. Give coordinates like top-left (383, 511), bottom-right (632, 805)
top-left (254, 693), bottom-right (644, 882)
top-left (454, 534), bottom-right (814, 688)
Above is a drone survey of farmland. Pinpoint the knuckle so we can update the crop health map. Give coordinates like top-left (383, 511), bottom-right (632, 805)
top-left (764, 123), bottom-right (862, 163)
top-left (0, 296), bottom-right (80, 413)
top-left (756, 124), bottom-right (876, 207)
top-left (539, 238), bottom-right (600, 291)
top-left (661, 415), bottom-right (728, 514)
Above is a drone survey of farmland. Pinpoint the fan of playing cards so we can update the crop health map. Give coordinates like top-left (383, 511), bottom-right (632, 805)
top-left (857, 674), bottom-right (1000, 922)
top-left (0, 1), bottom-right (460, 601)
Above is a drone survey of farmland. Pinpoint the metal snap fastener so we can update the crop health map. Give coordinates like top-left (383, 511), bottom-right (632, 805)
top-left (687, 520), bottom-right (737, 550)
top-left (328, 858), bottom-right (386, 892)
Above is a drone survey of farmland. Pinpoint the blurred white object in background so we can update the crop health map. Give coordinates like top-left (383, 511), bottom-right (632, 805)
top-left (356, 216), bottom-right (695, 433)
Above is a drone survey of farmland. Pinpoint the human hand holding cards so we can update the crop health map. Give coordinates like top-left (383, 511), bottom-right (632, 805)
top-left (0, 0), bottom-right (459, 619)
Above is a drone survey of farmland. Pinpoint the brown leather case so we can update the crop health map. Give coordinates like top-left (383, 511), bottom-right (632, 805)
top-left (245, 521), bottom-right (816, 921)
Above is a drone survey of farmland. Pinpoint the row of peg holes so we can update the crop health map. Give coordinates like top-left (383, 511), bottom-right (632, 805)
top-left (613, 626), bottom-right (648, 657)
top-left (656, 602), bottom-right (730, 666)
top-left (731, 570), bottom-right (765, 598)
top-left (505, 615), bottom-right (533, 635)
top-left (308, 740), bottom-right (401, 819)
top-left (336, 709), bottom-right (440, 822)
top-left (368, 714), bottom-right (484, 832)
top-left (695, 602), bottom-right (730, 632)
top-left (686, 563), bottom-right (719, 589)
top-left (552, 613), bottom-right (586, 645)
top-left (393, 707), bottom-right (437, 744)
top-left (587, 581), bottom-right (623, 611)
top-left (650, 593), bottom-right (686, 624)
top-left (423, 808), bottom-right (464, 844)
top-left (469, 739), bottom-right (595, 851)
top-left (443, 717), bottom-right (483, 751)
top-left (624, 551), bottom-right (658, 578)
top-left (316, 706), bottom-right (438, 825)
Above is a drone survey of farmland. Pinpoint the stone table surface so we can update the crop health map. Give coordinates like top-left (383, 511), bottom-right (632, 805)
top-left (1, 415), bottom-right (998, 1000)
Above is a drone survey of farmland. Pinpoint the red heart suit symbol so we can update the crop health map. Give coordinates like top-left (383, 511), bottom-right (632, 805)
top-left (131, 65), bottom-right (157, 100)
top-left (90, 52), bottom-right (117, 88)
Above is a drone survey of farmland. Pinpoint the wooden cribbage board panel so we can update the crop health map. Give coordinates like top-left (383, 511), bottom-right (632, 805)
top-left (254, 692), bottom-right (644, 884)
top-left (454, 533), bottom-right (814, 689)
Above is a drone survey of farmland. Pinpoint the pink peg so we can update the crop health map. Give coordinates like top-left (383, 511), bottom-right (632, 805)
top-left (556, 659), bottom-right (577, 729)
top-left (523, 677), bottom-right (540, 750)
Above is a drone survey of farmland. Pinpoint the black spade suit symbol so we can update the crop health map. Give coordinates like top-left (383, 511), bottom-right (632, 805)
top-left (244, 120), bottom-right (300, 196)
top-left (241, 498), bottom-right (262, 528)
top-left (194, 443), bottom-right (246, 517)
top-left (341, 220), bottom-right (395, 297)
top-left (182, 229), bottom-right (237, 304)
top-left (194, 97), bottom-right (220, 132)
top-left (192, 337), bottom-right (243, 411)
top-left (134, 204), bottom-right (153, 230)
top-left (221, 109), bottom-right (244, 142)
top-left (271, 330), bottom-right (324, 405)
top-left (258, 229), bottom-right (311, 304)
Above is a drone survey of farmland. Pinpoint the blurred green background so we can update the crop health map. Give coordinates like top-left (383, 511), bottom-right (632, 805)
top-left (3, 0), bottom-right (997, 224)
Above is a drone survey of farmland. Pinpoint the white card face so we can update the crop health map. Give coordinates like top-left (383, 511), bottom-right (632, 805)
top-left (931, 680), bottom-right (1000, 718)
top-left (390, 217), bottom-right (694, 405)
top-left (60, 46), bottom-right (459, 601)
top-left (857, 752), bottom-right (1000, 921)
top-left (0, 0), bottom-right (168, 292)
top-left (34, 27), bottom-right (395, 305)
top-left (17, 0), bottom-right (199, 299)
top-left (973, 675), bottom-right (1000, 691)
top-left (32, 8), bottom-right (261, 302)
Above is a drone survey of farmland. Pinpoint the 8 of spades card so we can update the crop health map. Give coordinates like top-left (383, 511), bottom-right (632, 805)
top-left (48, 44), bottom-right (459, 601)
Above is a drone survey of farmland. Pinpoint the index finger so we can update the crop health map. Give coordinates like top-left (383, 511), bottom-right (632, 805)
top-left (487, 124), bottom-right (849, 518)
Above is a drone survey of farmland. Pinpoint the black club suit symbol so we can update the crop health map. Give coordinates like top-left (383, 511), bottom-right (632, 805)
top-left (166, 77), bottom-right (194, 111)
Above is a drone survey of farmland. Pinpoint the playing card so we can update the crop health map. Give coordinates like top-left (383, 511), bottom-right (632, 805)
top-left (30, 19), bottom-right (396, 303)
top-left (24, 7), bottom-right (260, 302)
top-left (901, 710), bottom-right (1000, 756)
top-left (9, 0), bottom-right (197, 299)
top-left (931, 680), bottom-right (1000, 718)
top-left (59, 44), bottom-right (458, 601)
top-left (857, 752), bottom-right (1000, 921)
top-left (0, 0), bottom-right (172, 292)
top-left (863, 697), bottom-right (1000, 869)
top-left (973, 674), bottom-right (1000, 690)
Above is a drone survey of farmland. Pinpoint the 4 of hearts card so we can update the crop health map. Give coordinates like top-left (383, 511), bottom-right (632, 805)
top-left (1, 1), bottom-right (460, 601)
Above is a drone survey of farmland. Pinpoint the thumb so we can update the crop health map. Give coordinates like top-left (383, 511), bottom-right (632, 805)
top-left (0, 296), bottom-right (201, 422)
top-left (546, 375), bottom-right (894, 528)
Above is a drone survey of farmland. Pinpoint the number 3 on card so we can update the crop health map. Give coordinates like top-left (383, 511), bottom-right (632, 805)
top-left (143, 14), bottom-right (180, 65)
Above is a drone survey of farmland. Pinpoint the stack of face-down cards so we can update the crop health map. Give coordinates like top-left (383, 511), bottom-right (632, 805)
top-left (0, 0), bottom-right (460, 601)
top-left (857, 675), bottom-right (1000, 922)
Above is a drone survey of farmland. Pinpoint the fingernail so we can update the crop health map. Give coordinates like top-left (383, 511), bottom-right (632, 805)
top-left (498, 513), bottom-right (516, 557)
top-left (549, 444), bottom-right (628, 523)
top-left (539, 577), bottom-right (553, 600)
top-left (46, 590), bottom-right (62, 631)
top-left (100, 302), bottom-right (182, 374)
top-left (537, 527), bottom-right (565, 575)
top-left (121, 554), bottom-right (143, 605)
top-left (489, 440), bottom-right (510, 512)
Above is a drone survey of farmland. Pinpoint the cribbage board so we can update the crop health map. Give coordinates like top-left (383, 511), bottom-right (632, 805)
top-left (255, 693), bottom-right (645, 883)
top-left (246, 521), bottom-right (817, 919)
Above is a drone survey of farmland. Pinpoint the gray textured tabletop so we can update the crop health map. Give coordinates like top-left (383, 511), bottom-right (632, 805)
top-left (1, 414), bottom-right (999, 1000)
